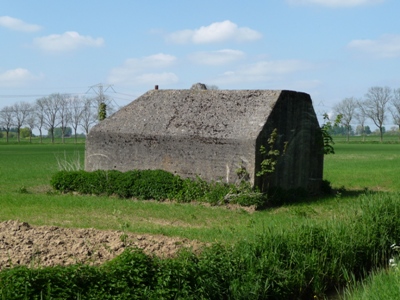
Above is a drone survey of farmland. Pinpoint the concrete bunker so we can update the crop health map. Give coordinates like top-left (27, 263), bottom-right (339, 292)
top-left (85, 86), bottom-right (323, 193)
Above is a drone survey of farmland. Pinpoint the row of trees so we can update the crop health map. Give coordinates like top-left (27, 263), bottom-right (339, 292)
top-left (0, 93), bottom-right (113, 143)
top-left (328, 124), bottom-right (400, 136)
top-left (333, 86), bottom-right (400, 142)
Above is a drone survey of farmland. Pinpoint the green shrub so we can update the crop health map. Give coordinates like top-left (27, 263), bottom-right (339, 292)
top-left (129, 169), bottom-right (183, 200)
top-left (174, 177), bottom-right (210, 203)
top-left (50, 169), bottom-right (266, 207)
top-left (50, 169), bottom-right (184, 200)
top-left (112, 170), bottom-right (141, 198)
top-left (98, 249), bottom-right (156, 298)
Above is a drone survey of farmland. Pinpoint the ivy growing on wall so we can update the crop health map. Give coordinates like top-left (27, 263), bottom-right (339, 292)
top-left (98, 102), bottom-right (107, 121)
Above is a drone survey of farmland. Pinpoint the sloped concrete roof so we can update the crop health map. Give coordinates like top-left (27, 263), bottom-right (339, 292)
top-left (92, 89), bottom-right (294, 140)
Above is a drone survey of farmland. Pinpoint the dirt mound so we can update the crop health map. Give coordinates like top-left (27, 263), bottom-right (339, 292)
top-left (0, 220), bottom-right (204, 270)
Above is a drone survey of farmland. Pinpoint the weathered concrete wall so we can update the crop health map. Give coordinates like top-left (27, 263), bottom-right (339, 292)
top-left (85, 88), bottom-right (323, 192)
top-left (86, 134), bottom-right (255, 184)
top-left (254, 91), bottom-right (323, 192)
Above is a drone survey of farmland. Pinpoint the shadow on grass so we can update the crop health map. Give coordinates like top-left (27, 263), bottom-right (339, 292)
top-left (260, 186), bottom-right (380, 210)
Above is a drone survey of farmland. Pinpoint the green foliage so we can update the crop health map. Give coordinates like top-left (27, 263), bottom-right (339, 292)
top-left (328, 124), bottom-right (355, 136)
top-left (0, 250), bottom-right (156, 299)
top-left (49, 127), bottom-right (72, 138)
top-left (50, 169), bottom-right (265, 208)
top-left (130, 169), bottom-right (183, 200)
top-left (98, 102), bottom-right (107, 121)
top-left (341, 266), bottom-right (400, 299)
top-left (20, 127), bottom-right (31, 138)
top-left (256, 128), bottom-right (280, 177)
top-left (235, 165), bottom-right (249, 180)
top-left (320, 113), bottom-right (342, 155)
top-left (50, 169), bottom-right (183, 200)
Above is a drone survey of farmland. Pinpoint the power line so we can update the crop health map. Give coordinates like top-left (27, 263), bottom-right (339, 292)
top-left (87, 83), bottom-right (115, 100)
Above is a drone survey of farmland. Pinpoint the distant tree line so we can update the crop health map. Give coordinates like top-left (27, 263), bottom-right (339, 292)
top-left (0, 93), bottom-right (114, 143)
top-left (332, 86), bottom-right (400, 142)
top-left (0, 126), bottom-right (78, 139)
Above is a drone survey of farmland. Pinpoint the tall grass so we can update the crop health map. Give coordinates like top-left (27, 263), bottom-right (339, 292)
top-left (2, 192), bottom-right (400, 299)
top-left (341, 269), bottom-right (400, 300)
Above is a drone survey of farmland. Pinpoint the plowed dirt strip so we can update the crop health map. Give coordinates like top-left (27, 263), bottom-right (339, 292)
top-left (0, 220), bottom-right (203, 270)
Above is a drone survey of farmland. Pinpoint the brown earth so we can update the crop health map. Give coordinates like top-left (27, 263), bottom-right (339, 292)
top-left (0, 220), bottom-right (204, 270)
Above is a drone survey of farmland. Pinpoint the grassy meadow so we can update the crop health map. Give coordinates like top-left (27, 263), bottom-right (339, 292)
top-left (1, 137), bottom-right (400, 298)
top-left (2, 140), bottom-right (391, 244)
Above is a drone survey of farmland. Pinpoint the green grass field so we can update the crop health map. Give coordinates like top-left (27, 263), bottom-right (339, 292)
top-left (0, 143), bottom-right (323, 244)
top-left (0, 143), bottom-right (400, 241)
top-left (1, 140), bottom-right (400, 298)
top-left (332, 134), bottom-right (400, 143)
top-left (1, 141), bottom-right (399, 243)
top-left (324, 143), bottom-right (400, 191)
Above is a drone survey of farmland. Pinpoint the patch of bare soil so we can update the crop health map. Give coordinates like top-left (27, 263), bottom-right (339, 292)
top-left (0, 220), bottom-right (204, 270)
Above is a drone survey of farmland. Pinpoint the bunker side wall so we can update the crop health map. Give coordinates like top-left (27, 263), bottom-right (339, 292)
top-left (254, 92), bottom-right (323, 192)
top-left (85, 133), bottom-right (256, 185)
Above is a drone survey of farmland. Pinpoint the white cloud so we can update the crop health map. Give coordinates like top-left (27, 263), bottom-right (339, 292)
top-left (188, 49), bottom-right (245, 65)
top-left (287, 0), bottom-right (384, 7)
top-left (213, 59), bottom-right (313, 85)
top-left (0, 68), bottom-right (43, 87)
top-left (0, 16), bottom-right (41, 32)
top-left (107, 53), bottom-right (179, 86)
top-left (33, 31), bottom-right (104, 52)
top-left (348, 34), bottom-right (400, 58)
top-left (166, 20), bottom-right (262, 44)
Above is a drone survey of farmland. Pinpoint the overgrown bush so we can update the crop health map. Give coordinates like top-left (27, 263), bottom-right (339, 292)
top-left (50, 169), bottom-right (183, 201)
top-left (50, 169), bottom-right (265, 207)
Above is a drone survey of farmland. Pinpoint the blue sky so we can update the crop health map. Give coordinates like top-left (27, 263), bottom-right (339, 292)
top-left (1, 0), bottom-right (400, 123)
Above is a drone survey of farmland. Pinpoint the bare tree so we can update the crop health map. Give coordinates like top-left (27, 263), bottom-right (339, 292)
top-left (58, 94), bottom-right (71, 144)
top-left (355, 101), bottom-right (367, 142)
top-left (34, 102), bottom-right (46, 143)
top-left (333, 97), bottom-right (358, 141)
top-left (26, 109), bottom-right (37, 143)
top-left (12, 102), bottom-right (31, 143)
top-left (80, 98), bottom-right (97, 135)
top-left (36, 94), bottom-right (62, 143)
top-left (0, 106), bottom-right (14, 143)
top-left (70, 96), bottom-right (84, 143)
top-left (390, 88), bottom-right (400, 140)
top-left (362, 86), bottom-right (392, 142)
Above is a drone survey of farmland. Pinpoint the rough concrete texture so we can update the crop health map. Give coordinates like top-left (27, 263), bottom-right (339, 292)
top-left (86, 89), bottom-right (323, 192)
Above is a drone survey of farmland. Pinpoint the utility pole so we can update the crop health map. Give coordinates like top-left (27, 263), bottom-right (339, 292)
top-left (87, 83), bottom-right (115, 121)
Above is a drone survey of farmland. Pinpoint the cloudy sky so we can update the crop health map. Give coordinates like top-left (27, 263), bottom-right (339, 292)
top-left (1, 0), bottom-right (399, 121)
